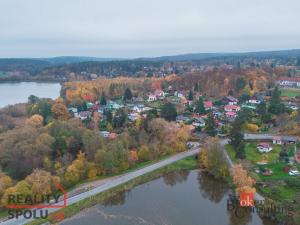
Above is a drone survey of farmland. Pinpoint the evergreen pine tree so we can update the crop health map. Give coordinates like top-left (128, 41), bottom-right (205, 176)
top-left (206, 113), bottom-right (216, 137)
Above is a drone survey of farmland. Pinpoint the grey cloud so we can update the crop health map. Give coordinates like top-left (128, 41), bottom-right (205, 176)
top-left (0, 0), bottom-right (299, 57)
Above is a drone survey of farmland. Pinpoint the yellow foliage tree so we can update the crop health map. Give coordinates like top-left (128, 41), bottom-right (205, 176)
top-left (230, 164), bottom-right (256, 194)
top-left (64, 151), bottom-right (87, 184)
top-left (245, 123), bottom-right (259, 133)
top-left (0, 172), bottom-right (13, 197)
top-left (25, 114), bottom-right (44, 127)
top-left (51, 99), bottom-right (69, 120)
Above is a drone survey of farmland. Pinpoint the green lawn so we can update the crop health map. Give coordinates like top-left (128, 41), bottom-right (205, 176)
top-left (245, 142), bottom-right (282, 164)
top-left (257, 162), bottom-right (293, 181)
top-left (225, 144), bottom-right (237, 162)
top-left (146, 100), bottom-right (163, 109)
top-left (280, 89), bottom-right (300, 98)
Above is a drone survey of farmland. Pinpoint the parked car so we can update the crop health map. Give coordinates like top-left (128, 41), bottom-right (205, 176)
top-left (288, 169), bottom-right (300, 176)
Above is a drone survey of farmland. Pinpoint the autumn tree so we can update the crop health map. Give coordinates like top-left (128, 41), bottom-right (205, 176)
top-left (0, 172), bottom-right (13, 198)
top-left (1, 169), bottom-right (59, 206)
top-left (25, 114), bottom-right (44, 128)
top-left (29, 99), bottom-right (52, 124)
top-left (230, 164), bottom-right (256, 194)
top-left (64, 151), bottom-right (88, 185)
top-left (0, 127), bottom-right (55, 179)
top-left (199, 137), bottom-right (229, 180)
top-left (138, 145), bottom-right (150, 162)
top-left (51, 99), bottom-right (69, 120)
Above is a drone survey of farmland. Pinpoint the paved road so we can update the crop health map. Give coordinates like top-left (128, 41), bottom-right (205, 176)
top-left (2, 134), bottom-right (281, 224)
top-left (1, 148), bottom-right (200, 225)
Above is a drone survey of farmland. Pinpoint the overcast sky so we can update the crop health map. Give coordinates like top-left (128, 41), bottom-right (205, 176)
top-left (0, 0), bottom-right (299, 58)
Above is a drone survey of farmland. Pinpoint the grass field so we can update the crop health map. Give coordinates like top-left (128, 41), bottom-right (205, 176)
top-left (280, 89), bottom-right (300, 98)
top-left (245, 142), bottom-right (282, 164)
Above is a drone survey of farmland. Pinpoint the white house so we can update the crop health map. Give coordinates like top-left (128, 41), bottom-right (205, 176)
top-left (224, 105), bottom-right (241, 112)
top-left (147, 94), bottom-right (157, 102)
top-left (192, 118), bottom-right (206, 127)
top-left (154, 89), bottom-right (165, 99)
top-left (278, 77), bottom-right (300, 88)
top-left (257, 143), bottom-right (273, 153)
top-left (273, 136), bottom-right (282, 145)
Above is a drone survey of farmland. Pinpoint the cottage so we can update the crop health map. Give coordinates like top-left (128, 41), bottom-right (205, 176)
top-left (273, 136), bottom-right (282, 145)
top-left (106, 101), bottom-right (123, 110)
top-left (257, 143), bottom-right (273, 153)
top-left (110, 132), bottom-right (118, 139)
top-left (204, 101), bottom-right (213, 111)
top-left (241, 104), bottom-right (256, 110)
top-left (248, 96), bottom-right (261, 104)
top-left (154, 89), bottom-right (165, 99)
top-left (224, 105), bottom-right (241, 112)
top-left (176, 115), bottom-right (190, 123)
top-left (192, 117), bottom-right (206, 127)
top-left (174, 91), bottom-right (186, 98)
top-left (277, 77), bottom-right (300, 88)
top-left (222, 96), bottom-right (238, 105)
top-left (78, 111), bottom-right (92, 120)
top-left (100, 131), bottom-right (110, 138)
top-left (68, 107), bottom-right (78, 114)
top-left (225, 111), bottom-right (237, 119)
top-left (132, 104), bottom-right (144, 113)
top-left (147, 94), bottom-right (157, 102)
top-left (128, 113), bottom-right (139, 121)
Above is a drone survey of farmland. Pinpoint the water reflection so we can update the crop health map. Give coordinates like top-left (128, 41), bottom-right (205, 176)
top-left (102, 190), bottom-right (128, 206)
top-left (60, 170), bottom-right (277, 225)
top-left (163, 170), bottom-right (189, 186)
top-left (197, 170), bottom-right (229, 203)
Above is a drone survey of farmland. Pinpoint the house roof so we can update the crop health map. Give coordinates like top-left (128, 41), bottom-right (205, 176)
top-left (258, 142), bottom-right (270, 148)
top-left (226, 111), bottom-right (236, 116)
top-left (226, 96), bottom-right (238, 102)
top-left (273, 136), bottom-right (282, 141)
top-left (225, 105), bottom-right (240, 110)
top-left (278, 77), bottom-right (300, 82)
top-left (204, 101), bottom-right (213, 108)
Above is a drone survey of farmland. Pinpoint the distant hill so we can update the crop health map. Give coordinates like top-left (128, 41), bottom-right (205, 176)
top-left (0, 49), bottom-right (299, 78)
top-left (43, 56), bottom-right (124, 65)
top-left (142, 49), bottom-right (300, 61)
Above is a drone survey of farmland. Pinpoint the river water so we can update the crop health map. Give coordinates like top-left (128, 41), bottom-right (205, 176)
top-left (61, 170), bottom-right (276, 225)
top-left (0, 82), bottom-right (61, 108)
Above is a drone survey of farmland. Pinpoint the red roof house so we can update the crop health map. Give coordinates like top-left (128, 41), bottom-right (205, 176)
top-left (204, 101), bottom-right (213, 110)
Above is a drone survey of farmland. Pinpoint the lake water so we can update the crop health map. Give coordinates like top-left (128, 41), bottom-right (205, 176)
top-left (0, 82), bottom-right (61, 108)
top-left (61, 170), bottom-right (276, 225)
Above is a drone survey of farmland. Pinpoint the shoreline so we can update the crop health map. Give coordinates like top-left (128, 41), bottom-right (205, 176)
top-left (26, 156), bottom-right (198, 225)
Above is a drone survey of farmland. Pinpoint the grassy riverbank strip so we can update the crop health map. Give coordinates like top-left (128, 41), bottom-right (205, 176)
top-left (26, 156), bottom-right (198, 225)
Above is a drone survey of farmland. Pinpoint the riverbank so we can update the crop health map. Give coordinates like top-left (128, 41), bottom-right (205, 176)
top-left (27, 156), bottom-right (198, 225)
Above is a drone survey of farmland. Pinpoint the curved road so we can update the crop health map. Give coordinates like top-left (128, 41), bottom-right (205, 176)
top-left (1, 148), bottom-right (200, 225)
top-left (2, 133), bottom-right (287, 224)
